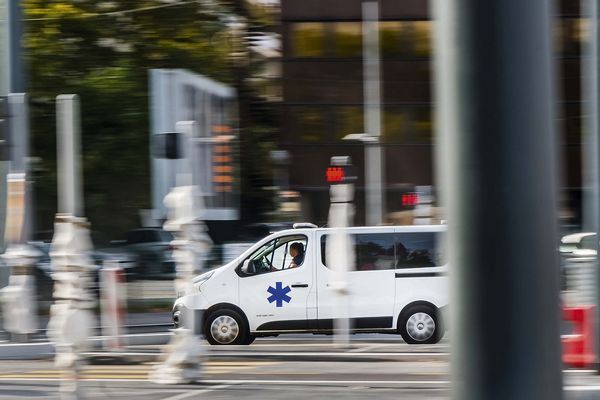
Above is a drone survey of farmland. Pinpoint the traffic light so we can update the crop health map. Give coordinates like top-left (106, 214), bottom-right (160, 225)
top-left (326, 156), bottom-right (356, 185)
top-left (212, 134), bottom-right (234, 192)
top-left (152, 132), bottom-right (181, 159)
top-left (0, 97), bottom-right (9, 161)
top-left (401, 193), bottom-right (419, 207)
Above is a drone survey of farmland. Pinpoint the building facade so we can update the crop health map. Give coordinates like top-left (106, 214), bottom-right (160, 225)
top-left (280, 0), bottom-right (584, 228)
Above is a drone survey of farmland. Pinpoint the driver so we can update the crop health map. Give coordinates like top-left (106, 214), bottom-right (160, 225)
top-left (269, 242), bottom-right (305, 272)
top-left (288, 242), bottom-right (305, 269)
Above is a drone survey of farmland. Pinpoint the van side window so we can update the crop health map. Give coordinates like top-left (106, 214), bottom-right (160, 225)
top-left (355, 234), bottom-right (395, 271)
top-left (320, 231), bottom-right (446, 270)
top-left (320, 233), bottom-right (395, 271)
top-left (395, 232), bottom-right (446, 268)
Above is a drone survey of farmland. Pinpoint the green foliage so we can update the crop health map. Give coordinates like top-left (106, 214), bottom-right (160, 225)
top-left (23, 0), bottom-right (239, 238)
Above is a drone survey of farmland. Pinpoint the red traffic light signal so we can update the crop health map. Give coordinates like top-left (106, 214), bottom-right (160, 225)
top-left (326, 167), bottom-right (346, 183)
top-left (326, 156), bottom-right (355, 184)
top-left (401, 193), bottom-right (419, 207)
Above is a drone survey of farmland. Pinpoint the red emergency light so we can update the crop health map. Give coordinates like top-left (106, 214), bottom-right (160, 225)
top-left (326, 167), bottom-right (345, 183)
top-left (402, 193), bottom-right (419, 207)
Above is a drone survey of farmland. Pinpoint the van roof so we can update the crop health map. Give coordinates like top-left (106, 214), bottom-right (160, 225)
top-left (281, 224), bottom-right (446, 235)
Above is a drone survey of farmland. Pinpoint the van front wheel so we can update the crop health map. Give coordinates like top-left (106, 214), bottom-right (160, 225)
top-left (205, 309), bottom-right (250, 345)
top-left (399, 305), bottom-right (442, 344)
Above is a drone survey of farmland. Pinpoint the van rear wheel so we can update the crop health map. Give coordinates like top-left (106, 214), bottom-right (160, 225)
top-left (399, 305), bottom-right (442, 344)
top-left (205, 309), bottom-right (250, 345)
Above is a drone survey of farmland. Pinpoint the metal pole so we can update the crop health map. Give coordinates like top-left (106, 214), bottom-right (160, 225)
top-left (56, 95), bottom-right (83, 217)
top-left (362, 0), bottom-right (384, 226)
top-left (7, 0), bottom-right (24, 93)
top-left (433, 0), bottom-right (563, 399)
top-left (581, 0), bottom-right (600, 374)
top-left (8, 93), bottom-right (31, 240)
top-left (583, 0), bottom-right (599, 237)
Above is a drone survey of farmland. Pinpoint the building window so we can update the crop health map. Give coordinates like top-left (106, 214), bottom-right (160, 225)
top-left (333, 106), bottom-right (363, 140)
top-left (332, 22), bottom-right (362, 57)
top-left (383, 106), bottom-right (433, 144)
top-left (291, 23), bottom-right (327, 57)
top-left (556, 18), bottom-right (587, 55)
top-left (291, 106), bottom-right (330, 142)
top-left (379, 21), bottom-right (432, 58)
top-left (413, 107), bottom-right (433, 143)
top-left (383, 107), bottom-right (408, 142)
top-left (412, 21), bottom-right (432, 58)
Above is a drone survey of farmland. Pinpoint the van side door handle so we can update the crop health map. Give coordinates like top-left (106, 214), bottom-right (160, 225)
top-left (291, 283), bottom-right (309, 288)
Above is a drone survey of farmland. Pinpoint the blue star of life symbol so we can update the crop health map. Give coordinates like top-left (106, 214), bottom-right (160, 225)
top-left (267, 282), bottom-right (292, 307)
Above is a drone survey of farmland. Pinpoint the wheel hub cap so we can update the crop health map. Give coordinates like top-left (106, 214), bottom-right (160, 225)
top-left (210, 315), bottom-right (239, 344)
top-left (406, 312), bottom-right (435, 342)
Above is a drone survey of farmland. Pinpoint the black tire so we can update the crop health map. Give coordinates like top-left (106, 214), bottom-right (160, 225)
top-left (204, 309), bottom-right (250, 345)
top-left (245, 335), bottom-right (256, 345)
top-left (398, 304), bottom-right (442, 344)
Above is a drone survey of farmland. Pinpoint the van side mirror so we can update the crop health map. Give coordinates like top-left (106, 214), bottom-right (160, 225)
top-left (241, 259), bottom-right (255, 275)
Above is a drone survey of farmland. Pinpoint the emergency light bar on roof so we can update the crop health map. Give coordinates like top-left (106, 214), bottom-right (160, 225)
top-left (293, 223), bottom-right (318, 229)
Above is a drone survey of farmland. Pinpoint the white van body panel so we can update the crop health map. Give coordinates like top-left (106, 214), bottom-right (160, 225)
top-left (315, 227), bottom-right (397, 330)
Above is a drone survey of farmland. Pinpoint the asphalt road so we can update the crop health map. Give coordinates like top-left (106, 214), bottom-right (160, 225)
top-left (0, 336), bottom-right (599, 399)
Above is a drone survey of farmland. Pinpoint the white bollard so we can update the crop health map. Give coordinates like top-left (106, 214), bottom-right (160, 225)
top-left (100, 263), bottom-right (125, 350)
top-left (150, 184), bottom-right (212, 384)
top-left (327, 185), bottom-right (355, 348)
top-left (47, 215), bottom-right (96, 399)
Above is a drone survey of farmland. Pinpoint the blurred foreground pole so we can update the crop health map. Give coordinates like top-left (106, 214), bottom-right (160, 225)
top-left (582, 0), bottom-right (600, 374)
top-left (47, 95), bottom-right (95, 400)
top-left (362, 0), bottom-right (384, 226)
top-left (433, 0), bottom-right (563, 399)
top-left (0, 94), bottom-right (37, 342)
top-left (151, 121), bottom-right (212, 384)
top-left (326, 157), bottom-right (355, 348)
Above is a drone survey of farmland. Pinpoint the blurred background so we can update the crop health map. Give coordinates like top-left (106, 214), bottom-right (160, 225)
top-left (0, 0), bottom-right (597, 398)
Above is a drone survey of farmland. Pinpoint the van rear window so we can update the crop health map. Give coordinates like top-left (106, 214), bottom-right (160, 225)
top-left (320, 232), bottom-right (446, 270)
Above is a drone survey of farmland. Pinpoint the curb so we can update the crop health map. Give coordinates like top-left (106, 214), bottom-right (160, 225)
top-left (0, 332), bottom-right (171, 360)
top-left (84, 350), bottom-right (451, 364)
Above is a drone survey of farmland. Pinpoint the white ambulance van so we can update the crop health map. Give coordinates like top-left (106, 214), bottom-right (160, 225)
top-left (173, 223), bottom-right (448, 345)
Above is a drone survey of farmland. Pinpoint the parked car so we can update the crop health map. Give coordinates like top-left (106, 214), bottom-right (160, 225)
top-left (560, 232), bottom-right (597, 258)
top-left (110, 228), bottom-right (175, 280)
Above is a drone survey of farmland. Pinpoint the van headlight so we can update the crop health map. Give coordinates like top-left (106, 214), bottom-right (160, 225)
top-left (176, 271), bottom-right (215, 298)
top-left (192, 270), bottom-right (215, 287)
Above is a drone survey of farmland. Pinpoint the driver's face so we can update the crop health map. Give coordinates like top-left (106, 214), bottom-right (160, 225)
top-left (290, 247), bottom-right (298, 257)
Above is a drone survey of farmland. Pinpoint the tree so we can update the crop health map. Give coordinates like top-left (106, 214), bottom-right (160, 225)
top-left (23, 0), bottom-right (241, 240)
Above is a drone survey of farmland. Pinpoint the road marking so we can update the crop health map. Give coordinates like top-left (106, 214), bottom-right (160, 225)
top-left (162, 384), bottom-right (235, 400)
top-left (0, 375), bottom-right (597, 392)
top-left (199, 379), bottom-right (453, 386)
top-left (206, 352), bottom-right (451, 357)
top-left (0, 361), bottom-right (278, 381)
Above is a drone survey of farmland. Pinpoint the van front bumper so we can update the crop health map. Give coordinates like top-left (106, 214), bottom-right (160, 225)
top-left (172, 303), bottom-right (206, 334)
